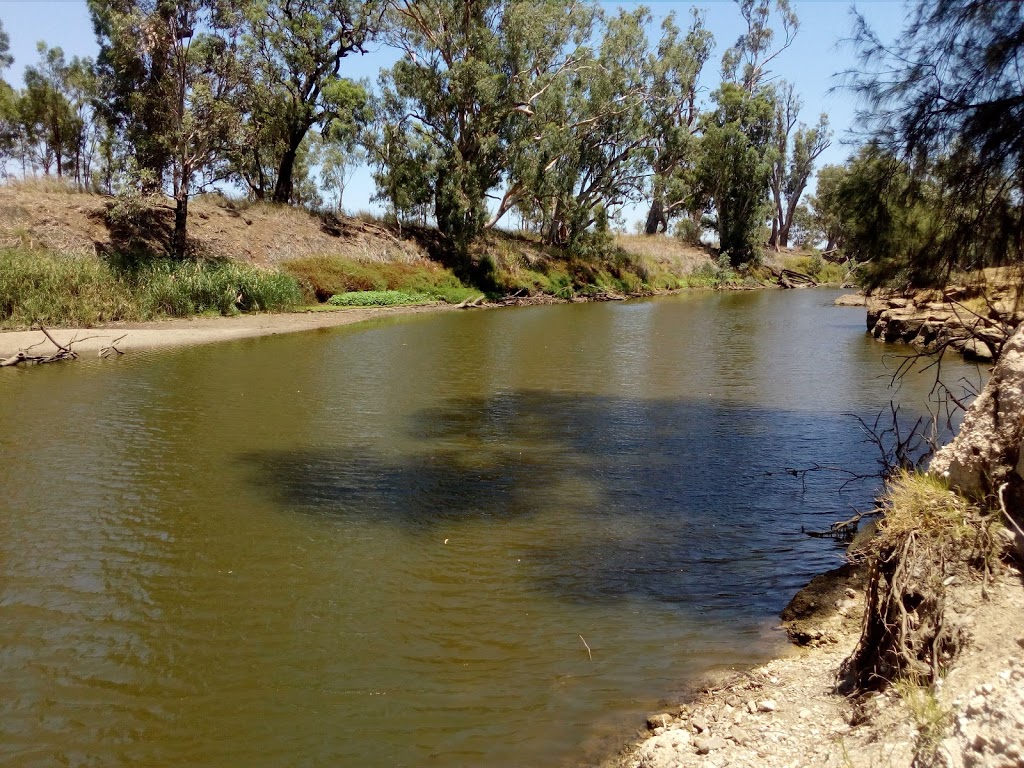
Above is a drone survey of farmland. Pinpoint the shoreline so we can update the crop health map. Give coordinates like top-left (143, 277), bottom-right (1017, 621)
top-left (0, 303), bottom-right (462, 361)
top-left (609, 564), bottom-right (1024, 768)
top-left (0, 285), bottom-right (849, 364)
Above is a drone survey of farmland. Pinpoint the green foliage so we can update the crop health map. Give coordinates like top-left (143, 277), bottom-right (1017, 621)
top-left (282, 255), bottom-right (472, 304)
top-left (678, 254), bottom-right (742, 289)
top-left (135, 260), bottom-right (303, 315)
top-left (845, 0), bottom-right (1024, 285)
top-left (892, 677), bottom-right (952, 761)
top-left (237, 0), bottom-right (373, 204)
top-left (0, 248), bottom-right (301, 328)
top-left (673, 218), bottom-right (703, 245)
top-left (698, 82), bottom-right (777, 265)
top-left (327, 290), bottom-right (424, 307)
top-left (642, 10), bottom-right (713, 234)
top-left (826, 145), bottom-right (952, 289)
top-left (782, 253), bottom-right (845, 285)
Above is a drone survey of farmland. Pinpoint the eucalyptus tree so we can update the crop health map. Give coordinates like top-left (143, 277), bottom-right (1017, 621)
top-left (510, 6), bottom-right (654, 249)
top-left (89, 0), bottom-right (177, 191)
top-left (695, 0), bottom-right (797, 263)
top-left (721, 0), bottom-right (797, 94)
top-left (19, 45), bottom-right (100, 187)
top-left (0, 21), bottom-right (19, 175)
top-left (371, 0), bottom-right (595, 261)
top-left (90, 0), bottom-right (248, 256)
top-left (697, 82), bottom-right (776, 265)
top-left (803, 163), bottom-right (849, 253)
top-left (241, 0), bottom-right (376, 204)
top-left (641, 10), bottom-right (713, 235)
top-left (767, 81), bottom-right (830, 249)
top-left (845, 0), bottom-right (1024, 281)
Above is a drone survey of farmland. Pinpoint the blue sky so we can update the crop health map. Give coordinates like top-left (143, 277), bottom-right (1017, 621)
top-left (0, 0), bottom-right (908, 224)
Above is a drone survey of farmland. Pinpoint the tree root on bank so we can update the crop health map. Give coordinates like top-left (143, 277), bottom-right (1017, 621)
top-left (837, 474), bottom-right (1002, 695)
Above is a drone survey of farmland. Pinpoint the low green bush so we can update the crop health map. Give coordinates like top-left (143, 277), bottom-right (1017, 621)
top-left (326, 290), bottom-right (426, 307)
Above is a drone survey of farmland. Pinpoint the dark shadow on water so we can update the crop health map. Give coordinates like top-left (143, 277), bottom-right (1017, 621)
top-left (241, 391), bottom-right (915, 616)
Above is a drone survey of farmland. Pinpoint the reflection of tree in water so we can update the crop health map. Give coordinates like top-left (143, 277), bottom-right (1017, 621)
top-left (243, 391), bottom-right (888, 615)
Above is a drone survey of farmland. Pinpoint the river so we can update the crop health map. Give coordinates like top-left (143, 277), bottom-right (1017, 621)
top-left (0, 290), bottom-right (983, 767)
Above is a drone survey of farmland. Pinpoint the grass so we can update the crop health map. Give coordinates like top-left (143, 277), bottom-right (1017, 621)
top-left (0, 247), bottom-right (302, 329)
top-left (874, 470), bottom-right (983, 550)
top-left (283, 254), bottom-right (475, 304)
top-left (783, 253), bottom-right (848, 285)
top-left (893, 676), bottom-right (952, 760)
top-left (327, 290), bottom-right (427, 307)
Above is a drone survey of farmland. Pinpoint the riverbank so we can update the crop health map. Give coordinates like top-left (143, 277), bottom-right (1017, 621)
top-left (0, 303), bottom-right (463, 361)
top-left (1, 182), bottom-right (837, 335)
top-left (611, 564), bottom-right (1024, 768)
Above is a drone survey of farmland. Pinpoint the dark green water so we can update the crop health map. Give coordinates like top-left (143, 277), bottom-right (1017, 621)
top-left (0, 290), bottom-right (981, 767)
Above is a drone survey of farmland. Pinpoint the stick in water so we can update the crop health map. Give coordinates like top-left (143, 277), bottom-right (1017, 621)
top-left (579, 635), bottom-right (592, 661)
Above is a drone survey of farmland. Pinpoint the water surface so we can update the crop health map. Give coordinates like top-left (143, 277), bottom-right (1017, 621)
top-left (0, 290), bottom-right (982, 766)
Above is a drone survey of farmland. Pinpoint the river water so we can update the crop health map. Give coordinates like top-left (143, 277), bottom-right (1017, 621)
top-left (0, 290), bottom-right (983, 767)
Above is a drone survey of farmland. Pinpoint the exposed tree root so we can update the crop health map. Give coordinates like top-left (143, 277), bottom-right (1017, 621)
top-left (838, 472), bottom-right (1002, 694)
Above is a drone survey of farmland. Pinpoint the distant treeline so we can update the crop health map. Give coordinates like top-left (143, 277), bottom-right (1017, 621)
top-left (1, 0), bottom-right (1020, 290)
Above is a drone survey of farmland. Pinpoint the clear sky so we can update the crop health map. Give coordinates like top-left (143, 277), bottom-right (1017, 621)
top-left (0, 0), bottom-right (908, 225)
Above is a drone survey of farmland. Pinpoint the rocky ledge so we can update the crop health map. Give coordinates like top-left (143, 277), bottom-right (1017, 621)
top-left (862, 267), bottom-right (1023, 362)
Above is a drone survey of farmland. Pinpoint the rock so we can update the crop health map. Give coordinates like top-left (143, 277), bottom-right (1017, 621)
top-left (930, 321), bottom-right (1024, 548)
top-left (967, 695), bottom-right (986, 715)
top-left (746, 699), bottom-right (758, 714)
top-left (834, 292), bottom-right (866, 307)
top-left (691, 714), bottom-right (709, 733)
top-left (647, 713), bottom-right (673, 730)
top-left (694, 736), bottom-right (727, 754)
top-left (635, 730), bottom-right (690, 768)
top-left (758, 699), bottom-right (778, 712)
top-left (799, 708), bottom-right (812, 719)
top-left (781, 563), bottom-right (866, 645)
top-left (726, 695), bottom-right (742, 708)
top-left (961, 338), bottom-right (994, 362)
top-left (729, 726), bottom-right (751, 745)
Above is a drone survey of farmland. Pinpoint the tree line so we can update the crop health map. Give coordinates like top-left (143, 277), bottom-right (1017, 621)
top-left (1, 0), bottom-right (835, 266)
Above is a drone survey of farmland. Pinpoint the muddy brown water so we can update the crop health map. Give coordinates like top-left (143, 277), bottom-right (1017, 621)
top-left (0, 290), bottom-right (982, 767)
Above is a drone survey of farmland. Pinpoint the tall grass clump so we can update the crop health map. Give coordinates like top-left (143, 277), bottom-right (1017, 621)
top-left (135, 260), bottom-right (302, 316)
top-left (0, 248), bottom-right (138, 327)
top-left (0, 248), bottom-right (302, 329)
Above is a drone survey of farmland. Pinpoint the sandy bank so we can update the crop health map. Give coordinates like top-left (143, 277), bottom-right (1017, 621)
top-left (0, 304), bottom-right (461, 361)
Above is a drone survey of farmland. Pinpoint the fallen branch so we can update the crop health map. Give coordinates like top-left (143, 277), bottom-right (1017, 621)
top-left (0, 325), bottom-right (79, 367)
top-left (456, 295), bottom-right (486, 309)
top-left (579, 634), bottom-right (592, 661)
top-left (99, 334), bottom-right (128, 358)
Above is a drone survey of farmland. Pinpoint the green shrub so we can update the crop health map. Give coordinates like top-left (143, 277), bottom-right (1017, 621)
top-left (326, 290), bottom-right (426, 307)
top-left (283, 255), bottom-right (472, 303)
